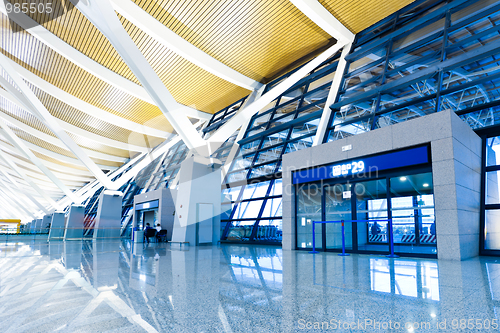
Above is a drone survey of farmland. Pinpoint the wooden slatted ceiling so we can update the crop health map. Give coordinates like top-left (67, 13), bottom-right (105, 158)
top-left (132, 0), bottom-right (332, 83)
top-left (4, 4), bottom-right (251, 114)
top-left (318, 0), bottom-right (416, 33)
top-left (0, 71), bottom-right (159, 149)
top-left (27, 84), bottom-right (149, 144)
top-left (119, 14), bottom-right (251, 113)
top-left (0, 98), bottom-right (138, 157)
top-left (10, 126), bottom-right (123, 167)
top-left (0, 108), bottom-right (135, 158)
top-left (0, 92), bottom-right (49, 135)
top-left (0, 14), bottom-right (164, 125)
top-left (5, 125), bottom-right (121, 167)
top-left (11, 163), bottom-right (85, 187)
top-left (31, 151), bottom-right (101, 171)
top-left (9, 0), bottom-right (138, 84)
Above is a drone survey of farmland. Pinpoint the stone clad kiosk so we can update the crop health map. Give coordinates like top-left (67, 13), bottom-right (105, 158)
top-left (133, 188), bottom-right (176, 242)
top-left (282, 110), bottom-right (481, 260)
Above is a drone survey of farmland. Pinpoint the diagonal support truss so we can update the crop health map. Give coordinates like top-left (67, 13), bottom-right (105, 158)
top-left (208, 41), bottom-right (346, 150)
top-left (0, 150), bottom-right (60, 209)
top-left (0, 54), bottom-right (116, 190)
top-left (75, 0), bottom-right (206, 153)
top-left (110, 0), bottom-right (262, 92)
top-left (0, 167), bottom-right (49, 214)
top-left (313, 43), bottom-right (352, 145)
top-left (289, 0), bottom-right (355, 44)
top-left (0, 115), bottom-right (77, 201)
top-left (0, 2), bottom-right (211, 121)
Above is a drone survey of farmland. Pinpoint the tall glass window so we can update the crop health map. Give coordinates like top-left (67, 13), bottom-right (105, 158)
top-left (296, 185), bottom-right (322, 249)
top-left (482, 136), bottom-right (500, 252)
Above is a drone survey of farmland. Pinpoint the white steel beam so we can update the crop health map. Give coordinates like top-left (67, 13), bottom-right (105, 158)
top-left (0, 3), bottom-right (211, 121)
top-left (289, 0), bottom-right (355, 44)
top-left (208, 42), bottom-right (346, 148)
top-left (76, 0), bottom-right (206, 152)
top-left (0, 152), bottom-right (60, 208)
top-left (219, 87), bottom-right (266, 183)
top-left (313, 43), bottom-right (352, 146)
top-left (0, 168), bottom-right (49, 213)
top-left (111, 0), bottom-right (262, 91)
top-left (0, 56), bottom-right (115, 190)
top-left (0, 119), bottom-right (78, 200)
top-left (0, 178), bottom-right (41, 214)
top-left (2, 56), bottom-right (173, 139)
top-left (0, 141), bottom-right (94, 177)
top-left (0, 177), bottom-right (39, 216)
top-left (0, 88), bottom-right (148, 153)
top-left (0, 193), bottom-right (28, 219)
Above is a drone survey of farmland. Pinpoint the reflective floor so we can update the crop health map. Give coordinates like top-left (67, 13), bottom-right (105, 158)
top-left (1, 241), bottom-right (500, 332)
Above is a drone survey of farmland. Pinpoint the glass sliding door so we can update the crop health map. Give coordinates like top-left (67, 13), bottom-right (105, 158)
top-left (389, 172), bottom-right (436, 255)
top-left (296, 185), bottom-right (322, 249)
top-left (355, 179), bottom-right (389, 253)
top-left (295, 169), bottom-right (436, 256)
top-left (324, 184), bottom-right (352, 250)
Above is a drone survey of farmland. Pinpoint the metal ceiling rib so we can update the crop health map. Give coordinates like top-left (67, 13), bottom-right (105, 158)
top-left (132, 0), bottom-right (333, 83)
top-left (5, 2), bottom-right (251, 114)
top-left (0, 92), bottom-right (139, 157)
top-left (8, 0), bottom-right (138, 83)
top-left (0, 14), bottom-right (167, 125)
top-left (9, 126), bottom-right (125, 167)
top-left (118, 14), bottom-right (251, 113)
top-left (318, 0), bottom-right (417, 33)
top-left (26, 84), bottom-right (146, 144)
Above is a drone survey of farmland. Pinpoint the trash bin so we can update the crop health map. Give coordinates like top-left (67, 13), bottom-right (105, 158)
top-left (134, 230), bottom-right (144, 243)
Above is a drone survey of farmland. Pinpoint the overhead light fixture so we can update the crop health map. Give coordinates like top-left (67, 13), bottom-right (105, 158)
top-left (400, 176), bottom-right (407, 181)
top-left (423, 183), bottom-right (429, 187)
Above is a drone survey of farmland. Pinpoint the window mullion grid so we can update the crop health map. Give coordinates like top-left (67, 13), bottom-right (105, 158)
top-left (435, 9), bottom-right (452, 114)
top-left (249, 179), bottom-right (277, 241)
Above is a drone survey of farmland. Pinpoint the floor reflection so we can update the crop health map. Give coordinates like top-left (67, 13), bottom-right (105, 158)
top-left (1, 241), bottom-right (500, 332)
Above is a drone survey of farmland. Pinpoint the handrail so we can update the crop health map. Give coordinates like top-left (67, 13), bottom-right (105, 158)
top-left (309, 219), bottom-right (399, 258)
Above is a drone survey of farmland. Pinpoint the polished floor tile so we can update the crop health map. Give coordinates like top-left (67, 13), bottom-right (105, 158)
top-left (1, 240), bottom-right (500, 332)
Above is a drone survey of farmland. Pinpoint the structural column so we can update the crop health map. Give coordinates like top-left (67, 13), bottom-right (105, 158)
top-left (93, 190), bottom-right (123, 240)
top-left (64, 205), bottom-right (85, 240)
top-left (48, 211), bottom-right (65, 240)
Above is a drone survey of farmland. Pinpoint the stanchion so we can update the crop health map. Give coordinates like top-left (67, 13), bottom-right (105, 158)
top-left (309, 222), bottom-right (319, 254)
top-left (386, 218), bottom-right (399, 258)
top-left (338, 220), bottom-right (349, 256)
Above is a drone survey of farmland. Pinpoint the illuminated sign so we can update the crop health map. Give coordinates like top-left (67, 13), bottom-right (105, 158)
top-left (136, 200), bottom-right (159, 210)
top-left (331, 161), bottom-right (365, 177)
top-left (292, 146), bottom-right (429, 184)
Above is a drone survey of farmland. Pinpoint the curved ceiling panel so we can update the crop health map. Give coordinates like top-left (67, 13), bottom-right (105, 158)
top-left (131, 0), bottom-right (333, 82)
top-left (318, 0), bottom-right (416, 33)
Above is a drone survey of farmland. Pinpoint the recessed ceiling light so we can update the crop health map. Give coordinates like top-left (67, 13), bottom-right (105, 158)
top-left (400, 176), bottom-right (407, 181)
top-left (423, 183), bottom-right (429, 187)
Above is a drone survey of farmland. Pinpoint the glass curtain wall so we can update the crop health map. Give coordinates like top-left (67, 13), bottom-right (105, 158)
top-left (324, 0), bottom-right (500, 143)
top-left (78, 0), bottom-right (500, 242)
top-left (482, 135), bottom-right (500, 252)
top-left (221, 55), bottom-right (341, 244)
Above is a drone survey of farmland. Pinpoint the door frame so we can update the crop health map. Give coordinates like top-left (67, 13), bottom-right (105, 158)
top-left (295, 164), bottom-right (434, 256)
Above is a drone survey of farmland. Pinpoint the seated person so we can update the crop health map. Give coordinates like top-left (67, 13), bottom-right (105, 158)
top-left (143, 223), bottom-right (154, 243)
top-left (371, 221), bottom-right (381, 236)
top-left (155, 224), bottom-right (162, 242)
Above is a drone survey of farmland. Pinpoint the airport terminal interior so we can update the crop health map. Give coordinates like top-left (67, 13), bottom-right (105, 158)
top-left (3, 0), bottom-right (500, 331)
